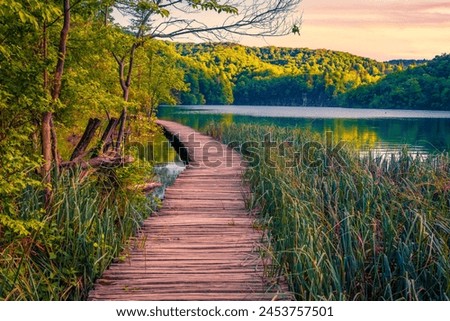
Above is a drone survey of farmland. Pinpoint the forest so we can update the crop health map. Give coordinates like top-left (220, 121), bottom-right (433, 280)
top-left (341, 54), bottom-right (450, 110)
top-left (175, 42), bottom-right (397, 106)
top-left (174, 42), bottom-right (450, 110)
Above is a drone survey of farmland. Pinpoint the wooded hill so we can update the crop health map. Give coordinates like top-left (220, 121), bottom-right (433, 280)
top-left (341, 54), bottom-right (450, 110)
top-left (174, 42), bottom-right (401, 106)
top-left (172, 42), bottom-right (449, 110)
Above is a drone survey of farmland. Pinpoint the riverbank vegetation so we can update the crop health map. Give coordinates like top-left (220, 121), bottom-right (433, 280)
top-left (0, 168), bottom-right (152, 300)
top-left (206, 122), bottom-right (449, 300)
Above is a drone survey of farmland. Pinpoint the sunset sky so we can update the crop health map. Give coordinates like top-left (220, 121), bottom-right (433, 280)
top-left (245, 0), bottom-right (450, 61)
top-left (114, 0), bottom-right (450, 61)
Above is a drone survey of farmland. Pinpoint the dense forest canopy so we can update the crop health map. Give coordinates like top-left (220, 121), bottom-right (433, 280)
top-left (171, 42), bottom-right (449, 110)
top-left (174, 42), bottom-right (398, 105)
top-left (341, 54), bottom-right (450, 110)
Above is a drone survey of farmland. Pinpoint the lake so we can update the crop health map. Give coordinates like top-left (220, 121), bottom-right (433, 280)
top-left (158, 105), bottom-right (450, 155)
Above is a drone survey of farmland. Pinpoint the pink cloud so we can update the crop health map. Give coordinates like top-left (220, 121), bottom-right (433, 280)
top-left (302, 0), bottom-right (450, 27)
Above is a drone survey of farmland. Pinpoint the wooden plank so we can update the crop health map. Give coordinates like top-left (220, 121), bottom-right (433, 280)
top-left (88, 120), bottom-right (292, 301)
top-left (90, 293), bottom-right (289, 301)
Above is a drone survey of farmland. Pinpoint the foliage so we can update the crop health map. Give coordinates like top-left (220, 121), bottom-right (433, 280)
top-left (206, 122), bottom-right (450, 300)
top-left (174, 43), bottom-right (448, 110)
top-left (0, 132), bottom-right (42, 236)
top-left (341, 54), bottom-right (450, 110)
top-left (134, 41), bottom-right (188, 117)
top-left (0, 1), bottom-right (181, 301)
top-left (0, 170), bottom-right (153, 300)
top-left (173, 43), bottom-right (402, 106)
top-left (0, 0), bottom-right (51, 240)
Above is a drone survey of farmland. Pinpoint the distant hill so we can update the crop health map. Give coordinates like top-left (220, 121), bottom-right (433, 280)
top-left (341, 54), bottom-right (450, 110)
top-left (171, 42), bottom-right (448, 110)
top-left (173, 42), bottom-right (401, 106)
top-left (387, 59), bottom-right (428, 67)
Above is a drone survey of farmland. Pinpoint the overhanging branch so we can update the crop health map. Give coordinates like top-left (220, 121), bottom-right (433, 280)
top-left (114, 0), bottom-right (302, 41)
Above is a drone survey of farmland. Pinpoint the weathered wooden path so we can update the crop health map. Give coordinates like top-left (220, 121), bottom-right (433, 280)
top-left (89, 120), bottom-right (290, 301)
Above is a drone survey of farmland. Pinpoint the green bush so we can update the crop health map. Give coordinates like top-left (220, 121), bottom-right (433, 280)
top-left (0, 168), bottom-right (153, 300)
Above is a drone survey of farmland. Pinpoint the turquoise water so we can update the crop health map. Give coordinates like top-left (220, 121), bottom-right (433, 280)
top-left (158, 105), bottom-right (450, 154)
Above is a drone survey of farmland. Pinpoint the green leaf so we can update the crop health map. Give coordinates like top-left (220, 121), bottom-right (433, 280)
top-left (18, 10), bottom-right (27, 23)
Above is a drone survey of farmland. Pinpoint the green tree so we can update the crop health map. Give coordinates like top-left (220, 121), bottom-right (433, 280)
top-left (342, 54), bottom-right (449, 110)
top-left (135, 41), bottom-right (188, 117)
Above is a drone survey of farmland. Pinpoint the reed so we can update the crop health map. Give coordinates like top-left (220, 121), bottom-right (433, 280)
top-left (0, 168), bottom-right (153, 300)
top-left (207, 122), bottom-right (449, 300)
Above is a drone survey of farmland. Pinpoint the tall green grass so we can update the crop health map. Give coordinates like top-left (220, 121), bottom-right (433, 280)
top-left (207, 122), bottom-right (449, 300)
top-left (0, 168), bottom-right (153, 300)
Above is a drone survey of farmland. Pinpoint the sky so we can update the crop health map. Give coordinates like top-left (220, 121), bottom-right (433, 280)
top-left (113, 0), bottom-right (450, 61)
top-left (245, 0), bottom-right (450, 61)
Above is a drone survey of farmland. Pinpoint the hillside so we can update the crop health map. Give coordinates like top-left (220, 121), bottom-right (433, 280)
top-left (341, 54), bottom-right (450, 110)
top-left (173, 42), bottom-right (403, 106)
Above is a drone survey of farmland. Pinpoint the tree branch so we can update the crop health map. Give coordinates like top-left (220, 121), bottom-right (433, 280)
top-left (51, 0), bottom-right (71, 101)
top-left (115, 0), bottom-right (302, 41)
top-left (60, 156), bottom-right (134, 170)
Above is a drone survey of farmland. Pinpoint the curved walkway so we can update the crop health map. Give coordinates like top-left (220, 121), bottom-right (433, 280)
top-left (89, 120), bottom-right (291, 301)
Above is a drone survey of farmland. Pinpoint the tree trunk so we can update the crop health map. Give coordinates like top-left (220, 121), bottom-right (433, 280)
top-left (41, 112), bottom-right (53, 182)
top-left (124, 42), bottom-right (138, 101)
top-left (92, 117), bottom-right (119, 157)
top-left (51, 0), bottom-right (70, 102)
top-left (123, 87), bottom-right (129, 101)
top-left (61, 155), bottom-right (134, 170)
top-left (42, 0), bottom-right (71, 207)
top-left (111, 27), bottom-right (144, 157)
top-left (50, 117), bottom-right (60, 173)
top-left (115, 108), bottom-right (127, 153)
top-left (70, 118), bottom-right (101, 161)
top-left (42, 19), bottom-right (48, 91)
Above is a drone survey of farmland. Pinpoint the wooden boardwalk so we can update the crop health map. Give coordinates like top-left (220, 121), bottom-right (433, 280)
top-left (89, 120), bottom-right (290, 301)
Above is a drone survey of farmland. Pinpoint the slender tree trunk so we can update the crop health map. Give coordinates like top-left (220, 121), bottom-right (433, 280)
top-left (41, 111), bottom-right (53, 179)
top-left (111, 36), bottom-right (145, 156)
top-left (124, 42), bottom-right (138, 101)
top-left (104, 5), bottom-right (109, 26)
top-left (50, 117), bottom-right (60, 172)
top-left (123, 88), bottom-right (129, 101)
top-left (43, 19), bottom-right (48, 91)
top-left (42, 0), bottom-right (70, 207)
top-left (115, 109), bottom-right (127, 152)
top-left (40, 16), bottom-right (49, 173)
top-left (51, 0), bottom-right (70, 102)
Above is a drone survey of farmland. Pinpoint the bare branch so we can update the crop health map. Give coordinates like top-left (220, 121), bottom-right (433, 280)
top-left (111, 51), bottom-right (122, 65)
top-left (114, 0), bottom-right (302, 41)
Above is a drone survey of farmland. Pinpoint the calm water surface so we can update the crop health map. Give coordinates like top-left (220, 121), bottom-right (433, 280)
top-left (126, 130), bottom-right (185, 199)
top-left (158, 105), bottom-right (450, 155)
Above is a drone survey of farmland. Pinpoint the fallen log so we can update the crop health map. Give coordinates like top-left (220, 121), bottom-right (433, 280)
top-left (91, 117), bottom-right (119, 158)
top-left (70, 118), bottom-right (101, 161)
top-left (130, 182), bottom-right (163, 194)
top-left (61, 155), bottom-right (134, 170)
